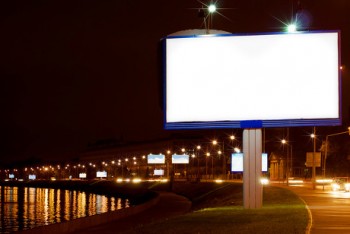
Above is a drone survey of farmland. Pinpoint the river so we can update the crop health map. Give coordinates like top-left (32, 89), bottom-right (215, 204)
top-left (0, 186), bottom-right (130, 233)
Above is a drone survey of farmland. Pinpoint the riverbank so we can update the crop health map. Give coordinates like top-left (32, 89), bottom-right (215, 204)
top-left (2, 180), bottom-right (309, 233)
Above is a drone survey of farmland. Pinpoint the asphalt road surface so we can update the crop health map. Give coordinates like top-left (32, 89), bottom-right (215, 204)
top-left (279, 182), bottom-right (350, 234)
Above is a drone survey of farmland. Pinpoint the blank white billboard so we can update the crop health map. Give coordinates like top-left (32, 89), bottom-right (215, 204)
top-left (148, 154), bottom-right (165, 164)
top-left (172, 154), bottom-right (190, 164)
top-left (231, 153), bottom-right (244, 172)
top-left (154, 169), bottom-right (164, 176)
top-left (262, 153), bottom-right (268, 172)
top-left (96, 171), bottom-right (107, 178)
top-left (164, 31), bottom-right (341, 129)
top-left (231, 153), bottom-right (268, 172)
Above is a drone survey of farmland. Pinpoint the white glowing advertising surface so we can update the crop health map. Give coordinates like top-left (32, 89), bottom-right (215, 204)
top-left (96, 171), bottom-right (107, 178)
top-left (164, 31), bottom-right (341, 129)
top-left (231, 153), bottom-right (244, 172)
top-left (172, 154), bottom-right (190, 164)
top-left (231, 153), bottom-right (268, 172)
top-left (154, 169), bottom-right (164, 176)
top-left (79, 173), bottom-right (87, 179)
top-left (148, 154), bottom-right (165, 164)
top-left (262, 153), bottom-right (268, 172)
top-left (28, 174), bottom-right (36, 180)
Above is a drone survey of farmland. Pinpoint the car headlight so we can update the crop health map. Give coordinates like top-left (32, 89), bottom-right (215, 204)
top-left (345, 183), bottom-right (350, 191)
top-left (332, 183), bottom-right (340, 191)
top-left (260, 178), bottom-right (269, 185)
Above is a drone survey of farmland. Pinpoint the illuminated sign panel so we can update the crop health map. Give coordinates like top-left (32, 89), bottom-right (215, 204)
top-left (154, 169), bottom-right (164, 176)
top-left (96, 171), bottom-right (107, 178)
top-left (79, 173), bottom-right (87, 179)
top-left (231, 153), bottom-right (268, 172)
top-left (172, 154), bottom-right (189, 164)
top-left (164, 31), bottom-right (341, 129)
top-left (262, 153), bottom-right (268, 172)
top-left (147, 154), bottom-right (165, 164)
top-left (28, 174), bottom-right (36, 180)
top-left (231, 153), bottom-right (244, 172)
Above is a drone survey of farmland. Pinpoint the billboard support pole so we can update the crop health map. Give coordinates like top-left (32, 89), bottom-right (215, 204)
top-left (243, 129), bottom-right (262, 209)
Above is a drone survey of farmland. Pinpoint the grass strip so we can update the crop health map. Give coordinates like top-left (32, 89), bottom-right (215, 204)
top-left (127, 184), bottom-right (308, 234)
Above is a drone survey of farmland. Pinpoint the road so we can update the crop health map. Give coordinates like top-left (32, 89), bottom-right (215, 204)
top-left (277, 182), bottom-right (350, 234)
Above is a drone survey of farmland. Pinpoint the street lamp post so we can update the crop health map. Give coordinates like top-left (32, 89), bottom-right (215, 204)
top-left (206, 152), bottom-right (210, 179)
top-left (196, 145), bottom-right (201, 180)
top-left (311, 127), bottom-right (316, 190)
top-left (281, 139), bottom-right (289, 186)
top-left (166, 150), bottom-right (171, 178)
top-left (212, 139), bottom-right (226, 179)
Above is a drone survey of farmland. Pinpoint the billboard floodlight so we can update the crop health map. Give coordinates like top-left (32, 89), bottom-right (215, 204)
top-left (208, 4), bottom-right (216, 13)
top-left (287, 24), bottom-right (297, 32)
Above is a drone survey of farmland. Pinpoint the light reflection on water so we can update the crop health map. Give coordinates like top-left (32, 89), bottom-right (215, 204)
top-left (0, 186), bottom-right (129, 233)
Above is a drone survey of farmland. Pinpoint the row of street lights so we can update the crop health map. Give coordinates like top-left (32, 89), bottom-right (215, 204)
top-left (2, 127), bottom-right (349, 182)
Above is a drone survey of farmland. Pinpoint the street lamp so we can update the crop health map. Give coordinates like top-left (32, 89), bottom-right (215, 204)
top-left (212, 139), bottom-right (225, 179)
top-left (206, 3), bottom-right (216, 34)
top-left (166, 150), bottom-right (171, 178)
top-left (311, 128), bottom-right (316, 190)
top-left (206, 152), bottom-right (210, 179)
top-left (281, 139), bottom-right (293, 186)
top-left (196, 145), bottom-right (201, 180)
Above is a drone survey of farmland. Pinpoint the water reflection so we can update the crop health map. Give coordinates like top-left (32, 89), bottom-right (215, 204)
top-left (0, 186), bottom-right (129, 233)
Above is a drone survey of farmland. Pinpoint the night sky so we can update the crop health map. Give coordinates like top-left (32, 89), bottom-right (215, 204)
top-left (0, 0), bottom-right (349, 165)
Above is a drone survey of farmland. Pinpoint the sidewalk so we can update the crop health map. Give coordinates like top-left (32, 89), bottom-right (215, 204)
top-left (276, 183), bottom-right (350, 234)
top-left (74, 191), bottom-right (192, 234)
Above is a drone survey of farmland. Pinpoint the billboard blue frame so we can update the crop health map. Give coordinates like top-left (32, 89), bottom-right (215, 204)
top-left (162, 30), bottom-right (342, 130)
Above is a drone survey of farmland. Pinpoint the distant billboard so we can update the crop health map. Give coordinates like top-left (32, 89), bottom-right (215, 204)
top-left (96, 171), bottom-right (107, 178)
top-left (28, 174), bottom-right (36, 180)
top-left (148, 154), bottom-right (165, 164)
top-left (231, 153), bottom-right (268, 172)
top-left (79, 173), bottom-right (87, 179)
top-left (172, 154), bottom-right (189, 164)
top-left (262, 153), bottom-right (268, 172)
top-left (154, 169), bottom-right (164, 176)
top-left (9, 174), bottom-right (15, 179)
top-left (231, 153), bottom-right (244, 172)
top-left (163, 31), bottom-right (341, 129)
